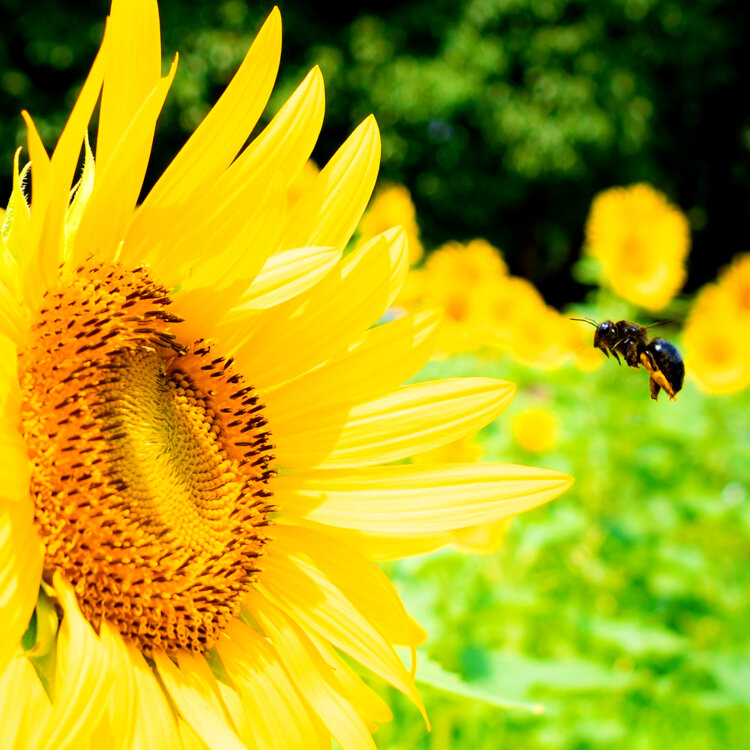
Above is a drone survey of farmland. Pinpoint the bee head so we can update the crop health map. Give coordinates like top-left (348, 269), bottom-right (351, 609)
top-left (593, 320), bottom-right (616, 350)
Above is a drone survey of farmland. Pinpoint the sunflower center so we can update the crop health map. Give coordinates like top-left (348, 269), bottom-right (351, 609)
top-left (19, 263), bottom-right (274, 654)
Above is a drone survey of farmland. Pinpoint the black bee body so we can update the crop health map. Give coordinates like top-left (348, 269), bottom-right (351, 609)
top-left (574, 318), bottom-right (685, 401)
top-left (640, 337), bottom-right (685, 402)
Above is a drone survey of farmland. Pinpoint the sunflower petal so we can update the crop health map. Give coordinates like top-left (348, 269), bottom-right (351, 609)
top-left (256, 545), bottom-right (426, 718)
top-left (274, 378), bottom-right (515, 469)
top-left (264, 309), bottom-right (441, 432)
top-left (2, 150), bottom-right (31, 268)
top-left (273, 524), bottom-right (425, 648)
top-left (0, 500), bottom-right (43, 672)
top-left (281, 115), bottom-right (380, 252)
top-left (225, 65), bottom-right (325, 192)
top-left (230, 229), bottom-right (408, 388)
top-left (129, 8), bottom-right (281, 222)
top-left (72, 57), bottom-right (178, 266)
top-left (129, 644), bottom-right (182, 748)
top-left (36, 574), bottom-right (113, 750)
top-left (21, 111), bottom-right (50, 209)
top-left (0, 335), bottom-right (31, 499)
top-left (0, 284), bottom-right (23, 345)
top-left (89, 623), bottom-right (138, 750)
top-left (306, 629), bottom-right (394, 724)
top-left (274, 462), bottom-right (573, 533)
top-left (0, 651), bottom-right (51, 748)
top-left (96, 0), bottom-right (161, 170)
top-left (233, 246), bottom-right (341, 311)
top-left (162, 169), bottom-right (286, 293)
top-left (245, 596), bottom-right (379, 750)
top-left (21, 31), bottom-right (106, 307)
top-left (217, 621), bottom-right (327, 750)
top-left (154, 651), bottom-right (246, 750)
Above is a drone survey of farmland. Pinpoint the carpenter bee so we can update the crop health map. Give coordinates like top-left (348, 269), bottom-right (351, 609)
top-left (572, 317), bottom-right (685, 401)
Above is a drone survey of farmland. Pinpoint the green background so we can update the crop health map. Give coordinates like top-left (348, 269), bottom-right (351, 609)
top-left (2, 0), bottom-right (748, 306)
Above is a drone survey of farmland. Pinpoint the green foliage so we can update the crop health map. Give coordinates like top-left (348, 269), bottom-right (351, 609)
top-left (373, 342), bottom-right (750, 748)
top-left (1, 0), bottom-right (747, 305)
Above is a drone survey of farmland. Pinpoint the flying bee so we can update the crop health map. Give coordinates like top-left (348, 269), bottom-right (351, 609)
top-left (572, 317), bottom-right (685, 401)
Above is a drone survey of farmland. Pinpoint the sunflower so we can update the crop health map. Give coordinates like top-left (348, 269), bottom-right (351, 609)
top-left (683, 284), bottom-right (750, 395)
top-left (397, 238), bottom-right (508, 354)
top-left (511, 407), bottom-right (559, 454)
top-left (585, 183), bottom-right (690, 310)
top-left (0, 2), bottom-right (573, 747)
top-left (717, 252), bottom-right (750, 320)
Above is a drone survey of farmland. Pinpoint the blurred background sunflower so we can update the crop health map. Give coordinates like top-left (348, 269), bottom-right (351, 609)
top-left (2, 0), bottom-right (749, 748)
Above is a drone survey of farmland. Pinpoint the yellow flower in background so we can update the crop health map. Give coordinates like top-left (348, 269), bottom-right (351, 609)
top-left (718, 252), bottom-right (750, 320)
top-left (511, 407), bottom-right (559, 454)
top-left (683, 284), bottom-right (750, 394)
top-left (425, 238), bottom-right (509, 280)
top-left (479, 275), bottom-right (545, 346)
top-left (359, 183), bottom-right (424, 264)
top-left (585, 183), bottom-right (690, 310)
top-left (506, 306), bottom-right (571, 370)
top-left (479, 278), bottom-right (571, 369)
top-left (402, 238), bottom-right (508, 354)
top-left (0, 2), bottom-right (574, 747)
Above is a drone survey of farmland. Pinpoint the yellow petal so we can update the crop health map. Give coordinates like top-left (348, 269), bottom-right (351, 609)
top-left (281, 115), bottom-right (381, 252)
top-left (230, 229), bottom-right (408, 389)
top-left (0, 335), bottom-right (31, 499)
top-left (272, 524), bottom-right (425, 648)
top-left (245, 596), bottom-right (379, 750)
top-left (333, 531), bottom-right (452, 561)
top-left (274, 378), bottom-right (515, 469)
top-left (37, 574), bottom-right (113, 750)
top-left (2, 151), bottom-right (31, 272)
top-left (264, 309), bottom-right (441, 435)
top-left (306, 629), bottom-right (393, 724)
top-left (217, 621), bottom-right (327, 750)
top-left (179, 720), bottom-right (212, 750)
top-left (0, 430), bottom-right (30, 502)
top-left (154, 651), bottom-right (246, 750)
top-left (0, 284), bottom-right (23, 345)
top-left (21, 31), bottom-right (106, 308)
top-left (64, 133), bottom-right (96, 248)
top-left (0, 500), bottom-right (43, 672)
top-left (256, 545), bottom-right (426, 719)
top-left (126, 7), bottom-right (281, 246)
top-left (21, 110), bottom-right (50, 209)
top-left (161, 169), bottom-right (286, 293)
top-left (96, 0), bottom-right (161, 170)
top-left (88, 622), bottom-right (138, 750)
top-left (164, 174), bottom-right (288, 340)
top-left (0, 651), bottom-right (51, 749)
top-left (225, 65), bottom-right (325, 192)
top-left (128, 644), bottom-right (182, 748)
top-left (274, 462), bottom-right (573, 533)
top-left (72, 56), bottom-right (178, 267)
top-left (234, 246), bottom-right (341, 310)
top-left (214, 681), bottom-right (259, 750)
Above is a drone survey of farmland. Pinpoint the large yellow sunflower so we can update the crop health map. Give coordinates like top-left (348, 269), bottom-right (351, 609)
top-left (0, 2), bottom-right (573, 747)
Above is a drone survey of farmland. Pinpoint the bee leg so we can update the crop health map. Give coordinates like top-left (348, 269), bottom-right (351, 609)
top-left (640, 350), bottom-right (657, 374)
top-left (622, 339), bottom-right (641, 368)
top-left (610, 349), bottom-right (621, 365)
top-left (649, 375), bottom-right (661, 401)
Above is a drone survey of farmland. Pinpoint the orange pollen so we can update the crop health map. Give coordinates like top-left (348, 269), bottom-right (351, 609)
top-left (19, 263), bottom-right (275, 654)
